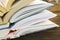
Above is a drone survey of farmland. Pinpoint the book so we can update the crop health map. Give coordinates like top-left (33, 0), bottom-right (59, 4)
top-left (0, 10), bottom-right (57, 30)
top-left (0, 0), bottom-right (58, 39)
top-left (0, 0), bottom-right (15, 16)
top-left (0, 20), bottom-right (58, 39)
top-left (3, 0), bottom-right (34, 24)
top-left (0, 0), bottom-right (34, 25)
top-left (10, 3), bottom-right (53, 23)
top-left (10, 10), bottom-right (57, 30)
top-left (6, 0), bottom-right (54, 23)
top-left (6, 20), bottom-right (58, 39)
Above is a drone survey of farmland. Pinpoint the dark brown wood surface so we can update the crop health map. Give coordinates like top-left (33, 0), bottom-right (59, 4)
top-left (11, 3), bottom-right (60, 40)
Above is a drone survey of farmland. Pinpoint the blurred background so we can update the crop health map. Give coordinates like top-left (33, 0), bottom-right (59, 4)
top-left (11, 0), bottom-right (60, 40)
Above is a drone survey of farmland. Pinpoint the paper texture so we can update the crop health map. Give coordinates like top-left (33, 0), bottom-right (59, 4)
top-left (0, 0), bottom-right (9, 7)
top-left (10, 3), bottom-right (53, 23)
top-left (11, 10), bottom-right (57, 30)
top-left (0, 0), bottom-right (58, 39)
top-left (3, 0), bottom-right (34, 24)
top-left (8, 20), bottom-right (58, 38)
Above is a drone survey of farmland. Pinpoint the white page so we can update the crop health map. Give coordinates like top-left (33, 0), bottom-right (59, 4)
top-left (10, 4), bottom-right (53, 23)
top-left (8, 20), bottom-right (58, 38)
top-left (10, 0), bottom-right (53, 23)
top-left (11, 10), bottom-right (57, 30)
top-left (0, 23), bottom-right (10, 29)
top-left (20, 20), bottom-right (58, 36)
top-left (10, 4), bottom-right (52, 22)
top-left (0, 0), bottom-right (9, 7)
top-left (0, 29), bottom-right (10, 39)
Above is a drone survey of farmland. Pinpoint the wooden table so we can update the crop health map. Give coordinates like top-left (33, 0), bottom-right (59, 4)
top-left (47, 0), bottom-right (59, 3)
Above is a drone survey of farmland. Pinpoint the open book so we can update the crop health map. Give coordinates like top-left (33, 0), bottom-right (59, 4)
top-left (10, 3), bottom-right (53, 23)
top-left (0, 19), bottom-right (58, 39)
top-left (0, 10), bottom-right (57, 30)
top-left (0, 0), bottom-right (58, 39)
top-left (0, 0), bottom-right (34, 25)
top-left (0, 0), bottom-right (55, 29)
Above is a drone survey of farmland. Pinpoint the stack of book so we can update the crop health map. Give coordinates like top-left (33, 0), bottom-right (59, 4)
top-left (0, 0), bottom-right (58, 39)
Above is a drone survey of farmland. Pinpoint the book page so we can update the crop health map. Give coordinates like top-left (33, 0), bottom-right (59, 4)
top-left (3, 0), bottom-right (34, 24)
top-left (14, 20), bottom-right (58, 37)
top-left (10, 10), bottom-right (57, 30)
top-left (0, 0), bottom-right (9, 8)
